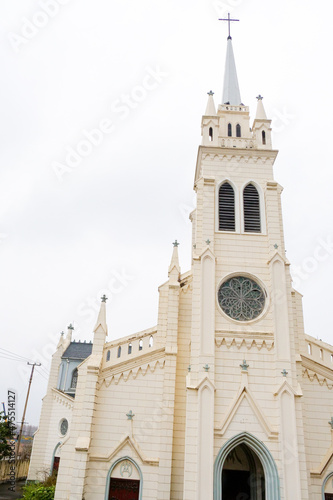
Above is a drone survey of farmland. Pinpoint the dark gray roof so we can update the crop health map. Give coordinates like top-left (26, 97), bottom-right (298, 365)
top-left (62, 342), bottom-right (93, 360)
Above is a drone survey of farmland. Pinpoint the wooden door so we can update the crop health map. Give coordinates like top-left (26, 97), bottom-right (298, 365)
top-left (52, 457), bottom-right (60, 472)
top-left (109, 478), bottom-right (140, 500)
top-left (325, 494), bottom-right (333, 500)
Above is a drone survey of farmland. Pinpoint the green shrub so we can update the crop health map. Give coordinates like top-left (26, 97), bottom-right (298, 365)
top-left (22, 483), bottom-right (55, 499)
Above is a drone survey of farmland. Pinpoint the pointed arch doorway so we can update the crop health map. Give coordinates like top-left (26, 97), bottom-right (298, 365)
top-left (222, 443), bottom-right (265, 499)
top-left (214, 432), bottom-right (281, 500)
top-left (105, 457), bottom-right (143, 500)
top-left (109, 478), bottom-right (140, 500)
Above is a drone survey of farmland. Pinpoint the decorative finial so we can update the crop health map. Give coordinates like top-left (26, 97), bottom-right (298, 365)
top-left (60, 331), bottom-right (64, 336)
top-left (126, 410), bottom-right (135, 420)
top-left (68, 323), bottom-right (74, 330)
top-left (329, 417), bottom-right (333, 429)
top-left (173, 240), bottom-right (179, 247)
top-left (219, 13), bottom-right (240, 39)
top-left (274, 243), bottom-right (278, 249)
top-left (203, 364), bottom-right (210, 372)
top-left (281, 369), bottom-right (288, 377)
top-left (207, 90), bottom-right (214, 96)
top-left (205, 239), bottom-right (211, 245)
top-left (256, 94), bottom-right (264, 101)
top-left (101, 294), bottom-right (108, 303)
top-left (240, 360), bottom-right (249, 371)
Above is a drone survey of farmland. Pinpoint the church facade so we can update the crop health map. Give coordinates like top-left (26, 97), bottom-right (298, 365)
top-left (28, 32), bottom-right (333, 500)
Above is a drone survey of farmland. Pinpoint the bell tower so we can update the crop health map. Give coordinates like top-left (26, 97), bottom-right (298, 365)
top-left (183, 18), bottom-right (304, 500)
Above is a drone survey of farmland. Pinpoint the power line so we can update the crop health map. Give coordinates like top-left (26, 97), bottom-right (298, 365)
top-left (0, 347), bottom-right (33, 360)
top-left (0, 347), bottom-right (34, 363)
top-left (0, 354), bottom-right (30, 363)
top-left (38, 365), bottom-right (50, 376)
top-left (35, 368), bottom-right (48, 382)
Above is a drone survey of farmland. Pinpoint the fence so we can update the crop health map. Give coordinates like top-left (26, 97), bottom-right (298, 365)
top-left (0, 459), bottom-right (30, 483)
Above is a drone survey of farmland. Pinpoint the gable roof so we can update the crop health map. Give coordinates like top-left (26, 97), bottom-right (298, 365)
top-left (62, 342), bottom-right (93, 360)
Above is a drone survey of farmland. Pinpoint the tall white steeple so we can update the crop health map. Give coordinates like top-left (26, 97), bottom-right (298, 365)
top-left (222, 37), bottom-right (242, 105)
top-left (220, 13), bottom-right (242, 105)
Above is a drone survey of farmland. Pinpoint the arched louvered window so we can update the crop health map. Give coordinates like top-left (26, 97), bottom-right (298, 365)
top-left (243, 183), bottom-right (261, 233)
top-left (219, 182), bottom-right (235, 231)
top-left (209, 127), bottom-right (213, 141)
top-left (71, 368), bottom-right (78, 389)
top-left (228, 123), bottom-right (232, 137)
top-left (262, 130), bottom-right (266, 145)
top-left (149, 336), bottom-right (154, 348)
top-left (106, 350), bottom-right (110, 361)
top-left (236, 124), bottom-right (241, 137)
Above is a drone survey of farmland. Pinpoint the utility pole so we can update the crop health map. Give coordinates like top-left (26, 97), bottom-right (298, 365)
top-left (16, 362), bottom-right (41, 458)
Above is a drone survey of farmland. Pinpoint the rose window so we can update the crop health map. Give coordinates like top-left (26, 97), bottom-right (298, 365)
top-left (218, 276), bottom-right (265, 321)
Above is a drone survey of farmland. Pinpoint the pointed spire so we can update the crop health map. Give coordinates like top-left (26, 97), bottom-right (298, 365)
top-left (222, 38), bottom-right (242, 105)
top-left (255, 95), bottom-right (267, 120)
top-left (93, 296), bottom-right (108, 335)
top-left (168, 241), bottom-right (181, 284)
top-left (57, 331), bottom-right (65, 348)
top-left (205, 91), bottom-right (216, 116)
top-left (66, 323), bottom-right (74, 342)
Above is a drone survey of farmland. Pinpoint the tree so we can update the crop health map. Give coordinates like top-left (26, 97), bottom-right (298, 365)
top-left (0, 411), bottom-right (15, 460)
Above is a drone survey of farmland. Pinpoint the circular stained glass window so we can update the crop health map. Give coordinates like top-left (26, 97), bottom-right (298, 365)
top-left (218, 276), bottom-right (266, 321)
top-left (60, 418), bottom-right (68, 436)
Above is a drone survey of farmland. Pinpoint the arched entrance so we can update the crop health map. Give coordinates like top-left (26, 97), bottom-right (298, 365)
top-left (323, 472), bottom-right (333, 499)
top-left (214, 432), bottom-right (280, 500)
top-left (105, 457), bottom-right (142, 500)
top-left (50, 442), bottom-right (61, 476)
top-left (222, 443), bottom-right (265, 499)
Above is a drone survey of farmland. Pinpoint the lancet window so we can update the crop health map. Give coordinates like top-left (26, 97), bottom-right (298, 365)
top-left (71, 368), bottom-right (78, 389)
top-left (243, 183), bottom-right (261, 233)
top-left (219, 182), bottom-right (235, 231)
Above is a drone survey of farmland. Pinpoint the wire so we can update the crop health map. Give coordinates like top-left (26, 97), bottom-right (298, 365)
top-left (0, 348), bottom-right (51, 382)
top-left (35, 368), bottom-right (48, 382)
top-left (0, 354), bottom-right (30, 363)
top-left (0, 347), bottom-right (32, 361)
top-left (39, 366), bottom-right (50, 376)
top-left (0, 348), bottom-right (34, 363)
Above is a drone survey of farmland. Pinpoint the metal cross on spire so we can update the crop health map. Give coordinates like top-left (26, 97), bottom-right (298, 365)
top-left (219, 13), bottom-right (240, 39)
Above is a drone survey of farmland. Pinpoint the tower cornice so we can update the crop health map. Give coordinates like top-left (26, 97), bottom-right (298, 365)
top-left (194, 146), bottom-right (279, 184)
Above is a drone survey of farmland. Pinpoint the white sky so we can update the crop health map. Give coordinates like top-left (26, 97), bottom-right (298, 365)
top-left (0, 0), bottom-right (332, 426)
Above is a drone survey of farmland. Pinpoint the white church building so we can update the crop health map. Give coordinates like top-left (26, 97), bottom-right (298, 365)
top-left (28, 25), bottom-right (333, 500)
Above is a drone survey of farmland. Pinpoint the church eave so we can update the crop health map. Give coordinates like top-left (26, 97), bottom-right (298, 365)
top-left (305, 333), bottom-right (333, 351)
top-left (51, 387), bottom-right (75, 404)
top-left (300, 354), bottom-right (333, 381)
top-left (104, 326), bottom-right (157, 350)
top-left (100, 347), bottom-right (165, 376)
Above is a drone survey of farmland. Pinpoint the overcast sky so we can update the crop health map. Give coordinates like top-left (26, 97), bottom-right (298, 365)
top-left (0, 0), bottom-right (332, 426)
